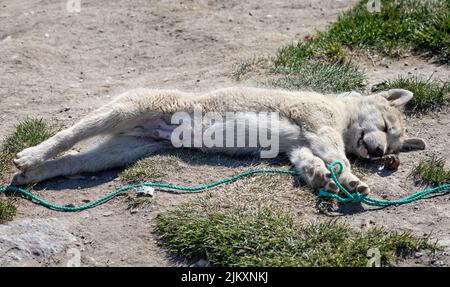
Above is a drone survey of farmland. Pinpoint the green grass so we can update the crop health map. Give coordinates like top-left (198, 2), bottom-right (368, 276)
top-left (372, 76), bottom-right (450, 111)
top-left (232, 57), bottom-right (269, 81)
top-left (235, 0), bottom-right (449, 99)
top-left (0, 118), bottom-right (56, 223)
top-left (271, 62), bottom-right (366, 93)
top-left (274, 0), bottom-right (450, 67)
top-left (155, 197), bottom-right (436, 266)
top-left (120, 159), bottom-right (161, 183)
top-left (120, 155), bottom-right (181, 183)
top-left (411, 156), bottom-right (450, 185)
top-left (0, 118), bottom-right (56, 179)
top-left (0, 197), bottom-right (17, 223)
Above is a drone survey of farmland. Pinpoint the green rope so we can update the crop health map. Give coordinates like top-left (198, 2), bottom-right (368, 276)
top-left (0, 160), bottom-right (449, 211)
top-left (318, 160), bottom-right (450, 206)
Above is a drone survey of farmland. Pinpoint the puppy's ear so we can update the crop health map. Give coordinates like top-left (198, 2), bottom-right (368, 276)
top-left (401, 137), bottom-right (427, 151)
top-left (382, 89), bottom-right (413, 108)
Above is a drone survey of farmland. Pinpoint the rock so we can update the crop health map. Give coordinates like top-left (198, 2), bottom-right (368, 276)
top-left (414, 252), bottom-right (423, 258)
top-left (103, 211), bottom-right (114, 217)
top-left (0, 218), bottom-right (75, 266)
top-left (438, 239), bottom-right (450, 252)
top-left (2, 35), bottom-right (12, 42)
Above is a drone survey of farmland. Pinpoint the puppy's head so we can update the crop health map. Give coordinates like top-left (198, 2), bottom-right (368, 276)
top-left (346, 89), bottom-right (426, 159)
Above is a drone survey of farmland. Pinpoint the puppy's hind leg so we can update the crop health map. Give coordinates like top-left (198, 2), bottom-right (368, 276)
top-left (12, 136), bottom-right (169, 185)
top-left (14, 89), bottom-right (187, 171)
top-left (14, 106), bottom-right (137, 171)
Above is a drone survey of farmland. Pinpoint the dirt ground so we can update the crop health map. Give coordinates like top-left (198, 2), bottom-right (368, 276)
top-left (0, 0), bottom-right (449, 266)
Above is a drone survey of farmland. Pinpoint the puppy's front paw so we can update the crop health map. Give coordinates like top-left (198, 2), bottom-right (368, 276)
top-left (355, 181), bottom-right (370, 196)
top-left (12, 172), bottom-right (31, 185)
top-left (13, 147), bottom-right (45, 171)
top-left (12, 168), bottom-right (44, 185)
top-left (302, 166), bottom-right (340, 193)
top-left (339, 172), bottom-right (370, 196)
top-left (302, 165), bottom-right (326, 187)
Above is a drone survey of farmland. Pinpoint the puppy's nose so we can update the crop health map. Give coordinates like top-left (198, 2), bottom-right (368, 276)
top-left (370, 146), bottom-right (384, 158)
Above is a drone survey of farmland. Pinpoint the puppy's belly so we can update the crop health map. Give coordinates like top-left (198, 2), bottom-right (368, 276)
top-left (120, 114), bottom-right (302, 155)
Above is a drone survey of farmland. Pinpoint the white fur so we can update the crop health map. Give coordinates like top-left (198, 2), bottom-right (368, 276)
top-left (12, 87), bottom-right (426, 195)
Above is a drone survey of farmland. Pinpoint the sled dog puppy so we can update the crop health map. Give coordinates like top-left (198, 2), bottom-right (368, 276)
top-left (12, 87), bottom-right (426, 194)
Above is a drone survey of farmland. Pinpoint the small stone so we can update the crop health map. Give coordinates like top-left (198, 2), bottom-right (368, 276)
top-left (2, 35), bottom-right (12, 42)
top-left (103, 211), bottom-right (114, 217)
top-left (414, 252), bottom-right (422, 258)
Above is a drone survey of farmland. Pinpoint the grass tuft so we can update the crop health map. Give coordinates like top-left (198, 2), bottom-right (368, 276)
top-left (372, 76), bottom-right (450, 111)
top-left (0, 118), bottom-right (56, 223)
top-left (155, 196), bottom-right (436, 266)
top-left (120, 155), bottom-right (181, 183)
top-left (232, 57), bottom-right (269, 81)
top-left (411, 156), bottom-right (450, 185)
top-left (0, 118), bottom-right (56, 179)
top-left (0, 197), bottom-right (17, 223)
top-left (271, 62), bottom-right (366, 93)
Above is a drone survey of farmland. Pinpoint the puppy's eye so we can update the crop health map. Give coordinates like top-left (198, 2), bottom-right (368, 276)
top-left (383, 118), bottom-right (389, 133)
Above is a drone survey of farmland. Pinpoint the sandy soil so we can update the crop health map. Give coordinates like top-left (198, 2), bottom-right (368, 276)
top-left (0, 0), bottom-right (449, 266)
